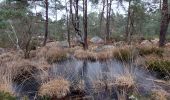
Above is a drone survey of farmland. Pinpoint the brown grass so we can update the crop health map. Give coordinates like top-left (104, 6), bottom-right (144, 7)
top-left (46, 47), bottom-right (68, 63)
top-left (113, 47), bottom-right (135, 62)
top-left (96, 50), bottom-right (113, 61)
top-left (5, 59), bottom-right (37, 82)
top-left (0, 83), bottom-right (13, 95)
top-left (92, 80), bottom-right (106, 93)
top-left (38, 78), bottom-right (70, 98)
top-left (151, 89), bottom-right (169, 100)
top-left (74, 49), bottom-right (97, 61)
top-left (36, 47), bottom-right (48, 59)
top-left (114, 75), bottom-right (135, 88)
top-left (113, 74), bottom-right (135, 100)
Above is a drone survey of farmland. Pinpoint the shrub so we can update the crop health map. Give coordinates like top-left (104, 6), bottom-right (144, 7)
top-left (46, 47), bottom-right (68, 64)
top-left (146, 59), bottom-right (170, 79)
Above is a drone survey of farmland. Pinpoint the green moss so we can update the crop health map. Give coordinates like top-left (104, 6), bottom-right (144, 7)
top-left (146, 59), bottom-right (170, 79)
top-left (0, 92), bottom-right (16, 100)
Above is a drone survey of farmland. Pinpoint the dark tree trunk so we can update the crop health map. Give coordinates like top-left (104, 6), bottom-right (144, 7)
top-left (83, 0), bottom-right (88, 50)
top-left (99, 0), bottom-right (105, 36)
top-left (66, 2), bottom-right (71, 47)
top-left (159, 0), bottom-right (170, 47)
top-left (125, 0), bottom-right (131, 41)
top-left (106, 0), bottom-right (109, 41)
top-left (43, 0), bottom-right (48, 46)
top-left (75, 0), bottom-right (80, 35)
top-left (24, 25), bottom-right (32, 59)
top-left (105, 0), bottom-right (112, 43)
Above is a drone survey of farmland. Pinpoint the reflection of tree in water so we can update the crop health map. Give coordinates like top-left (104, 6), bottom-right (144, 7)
top-left (99, 60), bottom-right (115, 99)
top-left (100, 61), bottom-right (110, 81)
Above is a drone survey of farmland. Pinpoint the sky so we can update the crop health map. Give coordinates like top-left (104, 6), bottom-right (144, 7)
top-left (0, 0), bottom-right (128, 21)
top-left (30, 0), bottom-right (129, 21)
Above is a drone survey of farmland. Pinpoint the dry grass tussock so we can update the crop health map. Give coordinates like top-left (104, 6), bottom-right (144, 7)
top-left (0, 84), bottom-right (13, 94)
top-left (137, 45), bottom-right (164, 57)
top-left (36, 46), bottom-right (48, 59)
top-left (0, 65), bottom-right (14, 95)
top-left (39, 78), bottom-right (70, 98)
top-left (96, 50), bottom-right (113, 61)
top-left (151, 89), bottom-right (169, 100)
top-left (5, 59), bottom-right (38, 82)
top-left (113, 47), bottom-right (135, 62)
top-left (92, 80), bottom-right (106, 93)
top-left (36, 46), bottom-right (68, 63)
top-left (1, 57), bottom-right (49, 83)
top-left (113, 74), bottom-right (135, 100)
top-left (74, 49), bottom-right (97, 61)
top-left (46, 47), bottom-right (68, 63)
top-left (0, 51), bottom-right (22, 65)
top-left (114, 74), bottom-right (135, 88)
top-left (0, 76), bottom-right (14, 95)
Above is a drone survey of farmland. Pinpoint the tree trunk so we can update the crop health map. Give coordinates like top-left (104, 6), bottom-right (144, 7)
top-left (43, 0), bottom-right (48, 46)
top-left (75, 0), bottom-right (80, 35)
top-left (125, 0), bottom-right (131, 41)
top-left (105, 0), bottom-right (112, 43)
top-left (159, 0), bottom-right (170, 47)
top-left (106, 0), bottom-right (109, 42)
top-left (99, 0), bottom-right (105, 36)
top-left (83, 0), bottom-right (88, 50)
top-left (66, 1), bottom-right (71, 47)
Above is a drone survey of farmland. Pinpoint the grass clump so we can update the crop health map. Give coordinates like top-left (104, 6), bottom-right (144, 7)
top-left (138, 46), bottom-right (164, 57)
top-left (74, 49), bottom-right (97, 61)
top-left (146, 59), bottom-right (170, 79)
top-left (113, 74), bottom-right (135, 100)
top-left (151, 89), bottom-right (169, 100)
top-left (113, 47), bottom-right (135, 62)
top-left (0, 92), bottom-right (16, 100)
top-left (46, 47), bottom-right (68, 64)
top-left (96, 50), bottom-right (113, 61)
top-left (6, 59), bottom-right (38, 82)
top-left (38, 78), bottom-right (70, 99)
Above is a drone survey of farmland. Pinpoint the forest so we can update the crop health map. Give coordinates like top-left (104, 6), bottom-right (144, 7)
top-left (0, 0), bottom-right (170, 100)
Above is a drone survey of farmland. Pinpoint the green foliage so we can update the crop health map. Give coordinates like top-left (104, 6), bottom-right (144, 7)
top-left (146, 59), bottom-right (170, 79)
top-left (39, 96), bottom-right (51, 100)
top-left (0, 92), bottom-right (16, 100)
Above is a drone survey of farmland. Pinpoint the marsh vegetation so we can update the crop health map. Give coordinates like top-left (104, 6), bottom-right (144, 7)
top-left (0, 0), bottom-right (170, 100)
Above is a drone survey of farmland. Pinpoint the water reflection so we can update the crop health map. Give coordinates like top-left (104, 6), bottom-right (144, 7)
top-left (14, 58), bottom-right (162, 99)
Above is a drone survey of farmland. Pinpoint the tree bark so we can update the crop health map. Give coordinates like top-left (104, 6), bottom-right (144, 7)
top-left (159, 0), bottom-right (170, 47)
top-left (125, 0), bottom-right (131, 41)
top-left (105, 0), bottom-right (112, 43)
top-left (99, 0), bottom-right (105, 36)
top-left (66, 1), bottom-right (71, 47)
top-left (83, 0), bottom-right (88, 50)
top-left (43, 0), bottom-right (48, 46)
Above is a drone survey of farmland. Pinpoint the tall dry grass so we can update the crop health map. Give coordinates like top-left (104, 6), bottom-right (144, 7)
top-left (38, 77), bottom-right (70, 99)
top-left (74, 49), bottom-right (97, 61)
top-left (151, 89), bottom-right (169, 100)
